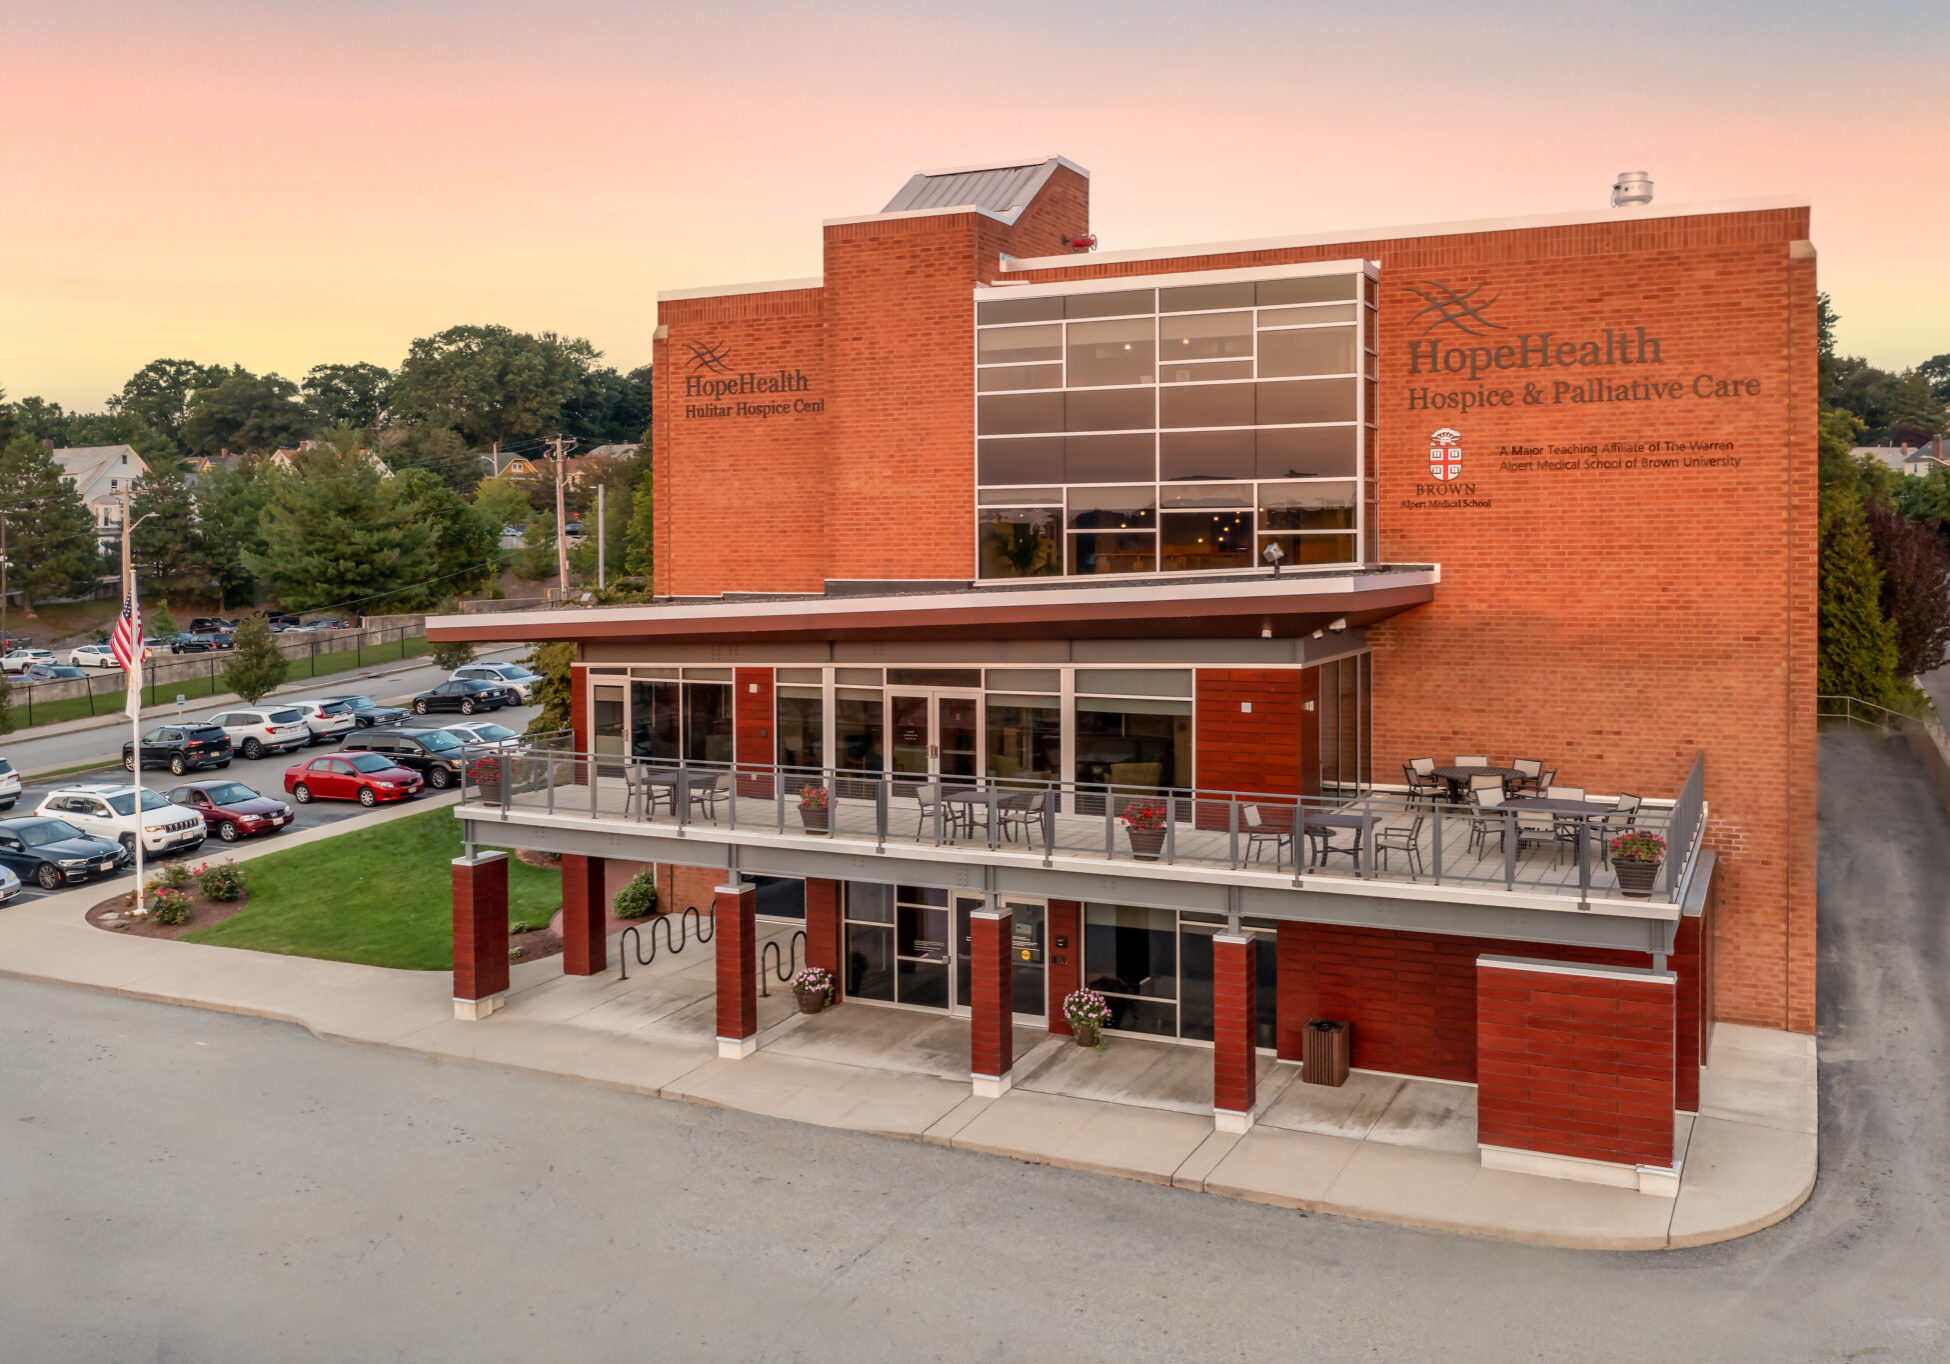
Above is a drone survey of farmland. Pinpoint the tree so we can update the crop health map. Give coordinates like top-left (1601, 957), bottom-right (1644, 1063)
top-left (0, 387), bottom-right (16, 450)
top-left (0, 436), bottom-right (103, 611)
top-left (109, 359), bottom-right (227, 452)
top-left (0, 671), bottom-right (13, 736)
top-left (391, 469), bottom-right (500, 605)
top-left (222, 614), bottom-right (288, 704)
top-left (557, 365), bottom-right (651, 443)
top-left (195, 462), bottom-right (274, 608)
top-left (378, 419), bottom-right (477, 494)
top-left (1920, 353), bottom-right (1950, 405)
top-left (1864, 502), bottom-right (1950, 678)
top-left (523, 641), bottom-right (573, 735)
top-left (515, 519), bottom-right (556, 582)
top-left (624, 448), bottom-right (654, 579)
top-left (10, 396), bottom-right (71, 447)
top-left (393, 324), bottom-right (596, 455)
top-left (240, 431), bottom-right (436, 612)
top-left (1817, 503), bottom-right (1901, 706)
top-left (61, 411), bottom-right (177, 466)
top-left (130, 467), bottom-right (211, 601)
top-left (148, 601), bottom-right (180, 639)
top-left (181, 367), bottom-right (313, 455)
top-left (302, 362), bottom-right (394, 429)
top-left (431, 640), bottom-right (477, 671)
top-left (471, 475), bottom-right (533, 529)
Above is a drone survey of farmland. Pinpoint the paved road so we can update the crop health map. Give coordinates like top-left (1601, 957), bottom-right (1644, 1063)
top-left (0, 644), bottom-right (527, 778)
top-left (0, 726), bottom-right (1942, 1362)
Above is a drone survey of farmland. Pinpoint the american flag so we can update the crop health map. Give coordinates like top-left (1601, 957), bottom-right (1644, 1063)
top-left (110, 584), bottom-right (143, 672)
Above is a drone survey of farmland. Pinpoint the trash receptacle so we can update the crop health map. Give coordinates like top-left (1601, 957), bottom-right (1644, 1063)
top-left (1303, 1018), bottom-right (1350, 1087)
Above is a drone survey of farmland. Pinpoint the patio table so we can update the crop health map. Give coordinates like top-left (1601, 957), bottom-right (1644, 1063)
top-left (939, 786), bottom-right (1010, 841)
top-left (636, 767), bottom-right (706, 817)
top-left (1430, 764), bottom-right (1525, 799)
top-left (1503, 795), bottom-right (1616, 861)
top-left (1300, 811), bottom-right (1380, 871)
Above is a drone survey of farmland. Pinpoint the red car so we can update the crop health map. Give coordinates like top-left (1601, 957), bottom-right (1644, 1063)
top-left (284, 751), bottom-right (424, 807)
top-left (164, 779), bottom-right (295, 842)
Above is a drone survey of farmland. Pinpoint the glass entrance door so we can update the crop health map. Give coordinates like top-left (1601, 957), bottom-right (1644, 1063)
top-left (954, 895), bottom-right (1047, 1020)
top-left (888, 692), bottom-right (982, 788)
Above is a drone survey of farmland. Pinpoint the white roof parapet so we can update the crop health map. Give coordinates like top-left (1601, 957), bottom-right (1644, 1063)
top-left (656, 277), bottom-right (824, 303)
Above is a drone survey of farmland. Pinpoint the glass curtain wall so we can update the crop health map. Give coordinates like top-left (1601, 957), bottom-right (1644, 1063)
top-left (1086, 905), bottom-right (1278, 1047)
top-left (624, 673), bottom-right (733, 764)
top-left (975, 268), bottom-right (1380, 580)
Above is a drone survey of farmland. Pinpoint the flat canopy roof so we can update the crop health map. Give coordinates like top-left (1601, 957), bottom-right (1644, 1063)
top-left (427, 566), bottom-right (1438, 647)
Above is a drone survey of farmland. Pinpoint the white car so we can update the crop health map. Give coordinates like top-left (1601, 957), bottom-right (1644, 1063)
top-left (33, 784), bottom-right (207, 858)
top-left (69, 644), bottom-right (123, 669)
top-left (285, 699), bottom-right (359, 745)
top-left (0, 756), bottom-right (20, 811)
top-left (441, 720), bottom-right (524, 749)
top-left (1, 649), bottom-right (55, 675)
top-left (0, 862), bottom-right (20, 904)
top-left (450, 663), bottom-right (542, 704)
top-left (205, 705), bottom-right (312, 760)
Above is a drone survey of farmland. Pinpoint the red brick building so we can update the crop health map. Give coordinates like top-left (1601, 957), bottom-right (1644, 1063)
top-left (431, 156), bottom-right (1814, 1195)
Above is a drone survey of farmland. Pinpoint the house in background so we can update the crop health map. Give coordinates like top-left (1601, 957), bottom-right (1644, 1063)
top-left (1854, 439), bottom-right (1949, 477)
top-left (482, 450), bottom-right (544, 479)
top-left (268, 440), bottom-right (392, 479)
top-left (50, 443), bottom-right (150, 545)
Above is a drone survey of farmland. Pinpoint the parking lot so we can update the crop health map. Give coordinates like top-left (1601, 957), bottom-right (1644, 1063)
top-left (2, 696), bottom-right (538, 909)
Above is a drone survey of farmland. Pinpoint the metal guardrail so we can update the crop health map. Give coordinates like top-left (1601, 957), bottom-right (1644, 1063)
top-left (1819, 693), bottom-right (1950, 819)
top-left (458, 737), bottom-right (1704, 905)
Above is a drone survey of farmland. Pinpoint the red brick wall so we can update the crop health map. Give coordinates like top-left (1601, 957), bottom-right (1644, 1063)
top-left (653, 863), bottom-right (722, 918)
top-left (452, 854), bottom-right (509, 1002)
top-left (1046, 899), bottom-right (1082, 1033)
top-left (1277, 921), bottom-right (1653, 1083)
top-left (734, 667), bottom-right (775, 797)
top-left (714, 882), bottom-right (757, 1042)
top-left (1476, 958), bottom-right (1677, 1169)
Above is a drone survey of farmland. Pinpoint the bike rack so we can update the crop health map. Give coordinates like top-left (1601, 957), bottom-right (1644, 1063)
top-left (616, 904), bottom-right (715, 982)
top-left (758, 930), bottom-right (807, 997)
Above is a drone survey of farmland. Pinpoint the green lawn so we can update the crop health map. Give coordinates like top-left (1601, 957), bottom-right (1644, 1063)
top-left (183, 805), bottom-right (560, 970)
top-left (10, 634), bottom-right (431, 731)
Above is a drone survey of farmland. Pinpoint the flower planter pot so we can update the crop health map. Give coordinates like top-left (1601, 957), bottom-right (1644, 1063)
top-left (1125, 827), bottom-right (1165, 861)
top-left (477, 780), bottom-right (502, 804)
top-left (1072, 1023), bottom-right (1098, 1048)
top-left (798, 806), bottom-right (829, 834)
top-left (1613, 858), bottom-right (1662, 898)
top-left (795, 990), bottom-right (827, 1015)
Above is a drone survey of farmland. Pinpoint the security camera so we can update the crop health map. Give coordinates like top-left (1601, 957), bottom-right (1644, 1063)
top-left (1327, 617), bottom-right (1348, 634)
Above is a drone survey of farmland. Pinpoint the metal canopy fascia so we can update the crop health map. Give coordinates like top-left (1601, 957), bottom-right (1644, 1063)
top-left (457, 807), bottom-right (1675, 956)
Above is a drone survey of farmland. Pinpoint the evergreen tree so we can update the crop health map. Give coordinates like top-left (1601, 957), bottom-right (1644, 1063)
top-left (523, 641), bottom-right (573, 735)
top-left (195, 463), bottom-right (274, 608)
top-left (240, 431), bottom-right (436, 612)
top-left (1817, 504), bottom-right (1901, 706)
top-left (0, 671), bottom-right (14, 737)
top-left (624, 434), bottom-right (654, 580)
top-left (149, 601), bottom-right (180, 639)
top-left (222, 614), bottom-right (288, 704)
top-left (130, 467), bottom-right (212, 601)
top-left (0, 435), bottom-right (103, 611)
top-left (392, 469), bottom-right (500, 605)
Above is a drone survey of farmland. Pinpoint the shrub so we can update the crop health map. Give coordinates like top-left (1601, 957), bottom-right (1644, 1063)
top-left (613, 870), bottom-right (658, 919)
top-left (195, 859), bottom-right (249, 902)
top-left (154, 861), bottom-right (193, 890)
top-left (148, 887), bottom-right (192, 925)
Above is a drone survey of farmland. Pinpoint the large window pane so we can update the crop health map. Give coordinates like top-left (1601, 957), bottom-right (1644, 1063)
top-left (978, 323), bottom-right (1062, 365)
top-left (1075, 669), bottom-right (1192, 697)
top-left (1258, 326), bottom-right (1356, 377)
top-left (1257, 378), bottom-right (1357, 425)
top-left (845, 882), bottom-right (894, 923)
top-left (1066, 317), bottom-right (1155, 387)
top-left (1257, 427), bottom-right (1358, 479)
top-left (1161, 511), bottom-right (1254, 573)
top-left (977, 296), bottom-right (1063, 325)
top-left (1260, 481), bottom-right (1357, 530)
top-left (978, 364), bottom-right (1062, 392)
top-left (844, 922), bottom-right (894, 1000)
top-left (1260, 303), bottom-right (1358, 326)
top-left (978, 391), bottom-right (1064, 435)
top-left (630, 679), bottom-right (679, 760)
top-left (1160, 281), bottom-right (1255, 312)
top-left (1256, 275), bottom-right (1359, 306)
top-left (776, 686), bottom-right (823, 773)
top-left (1066, 486), bottom-right (1155, 530)
top-left (1160, 429), bottom-right (1254, 481)
top-left (835, 688), bottom-right (884, 778)
top-left (1065, 290), bottom-right (1154, 319)
top-left (752, 875), bottom-right (804, 921)
top-left (985, 695), bottom-right (1061, 781)
top-left (1160, 382), bottom-right (1255, 429)
top-left (1065, 388), bottom-right (1154, 432)
top-left (1084, 903), bottom-right (1179, 1021)
top-left (1068, 533), bottom-right (1156, 575)
top-left (1074, 698), bottom-right (1190, 792)
top-left (1160, 311), bottom-right (1252, 360)
top-left (1161, 359), bottom-right (1254, 384)
top-left (683, 682), bottom-right (733, 763)
top-left (1257, 533), bottom-right (1357, 566)
top-left (1161, 482), bottom-right (1251, 508)
top-left (979, 507), bottom-right (1061, 579)
top-left (1065, 433), bottom-right (1154, 483)
top-left (980, 436), bottom-right (1063, 485)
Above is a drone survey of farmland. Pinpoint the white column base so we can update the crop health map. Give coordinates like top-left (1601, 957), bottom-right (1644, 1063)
top-left (454, 995), bottom-right (503, 1021)
top-left (1481, 1144), bottom-right (1683, 1197)
top-left (1214, 1108), bottom-right (1254, 1134)
top-left (972, 1073), bottom-right (1013, 1099)
top-left (718, 1035), bottom-right (758, 1060)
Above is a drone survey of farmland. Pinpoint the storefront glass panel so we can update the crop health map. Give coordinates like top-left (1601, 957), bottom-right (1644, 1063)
top-left (1074, 696), bottom-right (1191, 797)
top-left (776, 686), bottom-right (823, 775)
top-left (683, 682), bottom-right (733, 763)
top-left (985, 695), bottom-right (1061, 782)
top-left (629, 680), bottom-right (679, 760)
top-left (1083, 905), bottom-right (1178, 1037)
top-left (979, 507), bottom-right (1062, 579)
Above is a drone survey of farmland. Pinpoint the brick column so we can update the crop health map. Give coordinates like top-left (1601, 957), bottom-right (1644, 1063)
top-left (452, 851), bottom-right (509, 1021)
top-left (804, 877), bottom-right (843, 1004)
top-left (714, 881), bottom-right (758, 1059)
top-left (1476, 956), bottom-right (1679, 1196)
top-left (969, 907), bottom-right (1013, 1097)
top-left (1213, 934), bottom-right (1258, 1132)
top-left (1045, 899), bottom-right (1081, 1034)
top-left (1672, 913), bottom-right (1704, 1113)
top-left (560, 854), bottom-right (607, 977)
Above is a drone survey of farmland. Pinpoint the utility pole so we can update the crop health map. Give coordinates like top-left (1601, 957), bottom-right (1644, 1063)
top-left (549, 434), bottom-right (578, 595)
top-left (597, 484), bottom-right (606, 591)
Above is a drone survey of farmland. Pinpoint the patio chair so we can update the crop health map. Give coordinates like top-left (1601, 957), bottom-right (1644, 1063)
top-left (687, 772), bottom-right (732, 820)
top-left (997, 790), bottom-right (1048, 844)
top-left (1512, 758), bottom-right (1545, 793)
top-left (1455, 754), bottom-right (1489, 767)
top-left (1513, 803), bottom-right (1563, 865)
top-left (912, 782), bottom-right (953, 840)
top-left (1403, 760), bottom-right (1443, 803)
top-left (1590, 793), bottom-right (1642, 865)
top-left (1468, 773), bottom-right (1504, 798)
top-left (1547, 785), bottom-right (1586, 800)
top-left (1242, 804), bottom-right (1291, 865)
top-left (1467, 786), bottom-right (1508, 856)
top-left (1374, 813), bottom-right (1425, 877)
top-left (622, 763), bottom-right (652, 820)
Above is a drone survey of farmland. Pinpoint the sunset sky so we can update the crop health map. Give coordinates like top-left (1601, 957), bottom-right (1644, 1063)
top-left (7, 0), bottom-right (1946, 411)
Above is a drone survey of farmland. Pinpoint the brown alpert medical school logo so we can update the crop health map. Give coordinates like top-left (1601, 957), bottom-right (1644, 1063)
top-left (1429, 427), bottom-right (1463, 480)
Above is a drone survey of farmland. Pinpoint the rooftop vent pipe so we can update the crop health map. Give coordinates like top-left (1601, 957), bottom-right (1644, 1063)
top-left (1611, 171), bottom-right (1653, 208)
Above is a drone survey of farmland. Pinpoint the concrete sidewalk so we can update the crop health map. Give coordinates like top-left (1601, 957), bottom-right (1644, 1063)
top-left (0, 830), bottom-right (1815, 1249)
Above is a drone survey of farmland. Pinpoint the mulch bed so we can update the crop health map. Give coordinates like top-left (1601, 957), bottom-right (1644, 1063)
top-left (508, 925), bottom-right (562, 964)
top-left (515, 850), bottom-right (562, 870)
top-left (87, 888), bottom-right (253, 941)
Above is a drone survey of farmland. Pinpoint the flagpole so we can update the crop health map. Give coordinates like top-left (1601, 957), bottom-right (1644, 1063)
top-left (119, 489), bottom-right (144, 918)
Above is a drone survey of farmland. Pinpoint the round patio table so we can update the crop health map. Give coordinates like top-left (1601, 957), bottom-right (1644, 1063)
top-left (1429, 764), bottom-right (1526, 799)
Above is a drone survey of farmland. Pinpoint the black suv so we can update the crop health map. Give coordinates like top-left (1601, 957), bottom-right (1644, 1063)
top-left (317, 694), bottom-right (411, 728)
top-left (124, 723), bottom-right (233, 775)
top-left (411, 679), bottom-right (512, 715)
top-left (342, 727), bottom-right (467, 789)
top-left (189, 617), bottom-right (237, 635)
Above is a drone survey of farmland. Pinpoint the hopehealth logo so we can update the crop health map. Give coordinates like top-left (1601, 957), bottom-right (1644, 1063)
top-left (685, 340), bottom-right (733, 374)
top-left (1403, 281), bottom-right (1507, 337)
